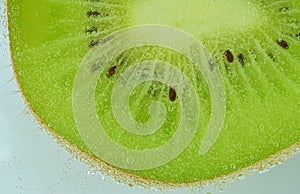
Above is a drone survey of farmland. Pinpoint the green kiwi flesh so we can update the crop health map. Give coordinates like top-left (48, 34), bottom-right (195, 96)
top-left (7, 0), bottom-right (300, 184)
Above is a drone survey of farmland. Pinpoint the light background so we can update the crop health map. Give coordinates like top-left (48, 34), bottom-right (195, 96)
top-left (0, 1), bottom-right (299, 193)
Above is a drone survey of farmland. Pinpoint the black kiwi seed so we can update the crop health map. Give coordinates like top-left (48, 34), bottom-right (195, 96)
top-left (107, 66), bottom-right (117, 78)
top-left (85, 26), bottom-right (98, 34)
top-left (296, 33), bottom-right (300, 38)
top-left (88, 35), bottom-right (115, 48)
top-left (169, 87), bottom-right (177, 102)
top-left (279, 7), bottom-right (291, 12)
top-left (86, 10), bottom-right (100, 17)
top-left (277, 39), bottom-right (289, 49)
top-left (89, 40), bottom-right (100, 48)
top-left (147, 86), bottom-right (154, 97)
top-left (267, 53), bottom-right (276, 62)
top-left (147, 85), bottom-right (159, 98)
top-left (238, 53), bottom-right (245, 65)
top-left (101, 35), bottom-right (115, 44)
top-left (225, 50), bottom-right (234, 62)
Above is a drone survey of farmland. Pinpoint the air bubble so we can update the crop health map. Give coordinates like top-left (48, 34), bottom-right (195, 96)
top-left (126, 156), bottom-right (135, 165)
top-left (135, 70), bottom-right (141, 76)
top-left (87, 170), bottom-right (96, 175)
top-left (145, 53), bottom-right (152, 59)
top-left (235, 143), bottom-right (242, 148)
top-left (106, 42), bottom-right (112, 48)
top-left (168, 105), bottom-right (174, 112)
top-left (158, 52), bottom-right (165, 59)
top-left (230, 163), bottom-right (236, 169)
top-left (259, 125), bottom-right (265, 130)
top-left (259, 168), bottom-right (270, 174)
top-left (64, 81), bottom-right (70, 87)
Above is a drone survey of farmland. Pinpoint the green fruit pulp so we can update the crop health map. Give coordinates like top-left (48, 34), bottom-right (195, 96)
top-left (7, 0), bottom-right (300, 183)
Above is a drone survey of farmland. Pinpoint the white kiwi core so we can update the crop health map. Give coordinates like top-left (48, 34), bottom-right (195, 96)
top-left (130, 0), bottom-right (262, 36)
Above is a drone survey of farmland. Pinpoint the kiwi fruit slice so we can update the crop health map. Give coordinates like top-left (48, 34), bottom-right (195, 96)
top-left (7, 0), bottom-right (300, 186)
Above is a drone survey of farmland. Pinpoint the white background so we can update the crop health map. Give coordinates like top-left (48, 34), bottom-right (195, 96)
top-left (0, 0), bottom-right (300, 193)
